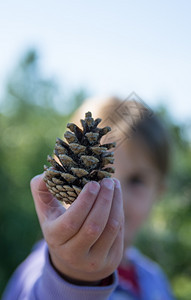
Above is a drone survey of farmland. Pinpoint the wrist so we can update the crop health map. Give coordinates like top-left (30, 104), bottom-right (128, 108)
top-left (58, 272), bottom-right (114, 287)
top-left (49, 252), bottom-right (113, 286)
top-left (55, 271), bottom-right (102, 286)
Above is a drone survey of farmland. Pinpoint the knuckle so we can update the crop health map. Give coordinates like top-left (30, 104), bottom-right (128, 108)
top-left (84, 222), bottom-right (101, 238)
top-left (99, 192), bottom-right (111, 206)
top-left (106, 218), bottom-right (120, 234)
top-left (102, 194), bottom-right (111, 204)
top-left (61, 220), bottom-right (78, 235)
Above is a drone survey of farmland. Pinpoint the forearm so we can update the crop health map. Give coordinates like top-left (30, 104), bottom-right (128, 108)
top-left (49, 253), bottom-right (113, 287)
top-left (28, 175), bottom-right (123, 300)
top-left (2, 240), bottom-right (118, 300)
top-left (29, 244), bottom-right (118, 300)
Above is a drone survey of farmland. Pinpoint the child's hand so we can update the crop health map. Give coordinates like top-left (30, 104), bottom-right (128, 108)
top-left (30, 174), bottom-right (124, 283)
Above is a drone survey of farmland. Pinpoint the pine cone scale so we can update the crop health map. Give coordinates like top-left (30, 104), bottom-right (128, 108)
top-left (44, 111), bottom-right (116, 205)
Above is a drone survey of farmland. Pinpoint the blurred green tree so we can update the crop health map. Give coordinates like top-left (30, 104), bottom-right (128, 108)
top-left (136, 106), bottom-right (191, 300)
top-left (0, 49), bottom-right (88, 296)
top-left (0, 49), bottom-right (190, 300)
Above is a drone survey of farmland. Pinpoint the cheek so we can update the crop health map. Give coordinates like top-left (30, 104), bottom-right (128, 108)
top-left (122, 185), bottom-right (154, 230)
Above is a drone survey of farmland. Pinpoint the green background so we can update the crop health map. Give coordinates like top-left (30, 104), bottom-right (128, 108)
top-left (0, 50), bottom-right (190, 299)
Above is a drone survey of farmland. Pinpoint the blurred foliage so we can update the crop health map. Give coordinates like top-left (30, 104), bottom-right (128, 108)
top-left (0, 49), bottom-right (88, 296)
top-left (0, 49), bottom-right (191, 299)
top-left (136, 106), bottom-right (191, 299)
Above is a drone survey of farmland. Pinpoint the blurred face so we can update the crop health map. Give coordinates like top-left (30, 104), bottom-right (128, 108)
top-left (113, 138), bottom-right (163, 251)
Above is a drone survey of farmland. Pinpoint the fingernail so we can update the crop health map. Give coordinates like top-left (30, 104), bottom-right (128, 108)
top-left (113, 178), bottom-right (120, 188)
top-left (30, 174), bottom-right (42, 187)
top-left (102, 178), bottom-right (114, 190)
top-left (87, 181), bottom-right (100, 194)
top-left (30, 174), bottom-right (46, 192)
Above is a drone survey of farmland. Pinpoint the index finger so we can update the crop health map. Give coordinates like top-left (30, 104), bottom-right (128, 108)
top-left (30, 173), bottom-right (64, 224)
top-left (41, 180), bottom-right (101, 244)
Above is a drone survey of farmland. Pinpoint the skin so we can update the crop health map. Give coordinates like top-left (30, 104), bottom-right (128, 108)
top-left (113, 139), bottom-right (165, 265)
top-left (31, 176), bottom-right (124, 283)
top-left (30, 138), bottom-right (165, 284)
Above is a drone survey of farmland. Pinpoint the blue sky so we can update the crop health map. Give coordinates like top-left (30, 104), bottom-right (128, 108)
top-left (0, 0), bottom-right (190, 122)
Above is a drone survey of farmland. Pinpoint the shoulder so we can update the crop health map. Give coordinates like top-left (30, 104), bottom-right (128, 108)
top-left (126, 246), bottom-right (165, 276)
top-left (2, 239), bottom-right (46, 300)
top-left (125, 247), bottom-right (176, 299)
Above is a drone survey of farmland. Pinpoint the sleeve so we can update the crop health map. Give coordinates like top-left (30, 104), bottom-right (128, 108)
top-left (2, 240), bottom-right (118, 300)
top-left (156, 267), bottom-right (176, 300)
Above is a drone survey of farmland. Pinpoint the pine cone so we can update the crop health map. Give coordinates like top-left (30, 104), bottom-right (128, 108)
top-left (44, 111), bottom-right (116, 205)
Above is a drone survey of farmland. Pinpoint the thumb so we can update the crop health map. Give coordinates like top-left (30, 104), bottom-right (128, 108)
top-left (30, 173), bottom-right (65, 225)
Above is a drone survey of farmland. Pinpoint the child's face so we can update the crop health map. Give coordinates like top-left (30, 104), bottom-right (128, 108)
top-left (113, 138), bottom-right (163, 249)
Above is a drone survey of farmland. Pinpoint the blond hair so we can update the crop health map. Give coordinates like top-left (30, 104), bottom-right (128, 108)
top-left (69, 96), bottom-right (171, 178)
